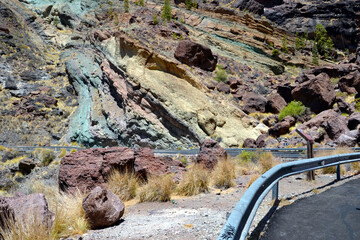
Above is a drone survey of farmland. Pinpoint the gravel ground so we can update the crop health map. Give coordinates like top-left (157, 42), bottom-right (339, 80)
top-left (81, 172), bottom-right (360, 240)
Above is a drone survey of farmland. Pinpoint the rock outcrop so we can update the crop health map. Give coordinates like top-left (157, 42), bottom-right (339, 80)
top-left (196, 139), bottom-right (227, 169)
top-left (174, 40), bottom-right (217, 71)
top-left (82, 186), bottom-right (125, 229)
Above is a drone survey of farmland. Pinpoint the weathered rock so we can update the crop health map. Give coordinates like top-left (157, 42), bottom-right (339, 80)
top-left (18, 158), bottom-right (36, 175)
top-left (242, 138), bottom-right (256, 148)
top-left (299, 110), bottom-right (348, 140)
top-left (216, 82), bottom-right (230, 94)
top-left (336, 130), bottom-right (360, 147)
top-left (231, 0), bottom-right (264, 15)
top-left (0, 193), bottom-right (54, 229)
top-left (256, 134), bottom-right (269, 148)
top-left (268, 116), bottom-right (295, 137)
top-left (266, 93), bottom-right (286, 113)
top-left (338, 70), bottom-right (360, 94)
top-left (196, 139), bottom-right (227, 169)
top-left (277, 85), bottom-right (294, 103)
top-left (197, 109), bottom-right (217, 136)
top-left (348, 112), bottom-right (360, 130)
top-left (255, 0), bottom-right (283, 8)
top-left (82, 186), bottom-right (124, 229)
top-left (335, 97), bottom-right (354, 115)
top-left (292, 73), bottom-right (336, 113)
top-left (58, 147), bottom-right (135, 193)
top-left (93, 29), bottom-right (112, 41)
top-left (308, 64), bottom-right (360, 78)
top-left (174, 40), bottom-right (217, 71)
top-left (242, 92), bottom-right (267, 114)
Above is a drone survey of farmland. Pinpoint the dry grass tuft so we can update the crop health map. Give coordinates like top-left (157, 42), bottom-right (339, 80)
top-left (31, 181), bottom-right (89, 238)
top-left (315, 147), bottom-right (354, 175)
top-left (177, 164), bottom-right (210, 196)
top-left (258, 152), bottom-right (281, 174)
top-left (212, 159), bottom-right (236, 189)
top-left (351, 161), bottom-right (360, 173)
top-left (138, 174), bottom-right (175, 202)
top-left (247, 174), bottom-right (261, 188)
top-left (106, 170), bottom-right (139, 201)
top-left (236, 160), bottom-right (259, 175)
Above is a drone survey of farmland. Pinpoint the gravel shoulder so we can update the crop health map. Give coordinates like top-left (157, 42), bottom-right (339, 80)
top-left (82, 172), bottom-right (360, 240)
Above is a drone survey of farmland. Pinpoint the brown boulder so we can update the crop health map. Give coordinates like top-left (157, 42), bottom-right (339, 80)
top-left (348, 112), bottom-right (360, 130)
top-left (299, 110), bottom-right (349, 140)
top-left (0, 193), bottom-right (54, 229)
top-left (242, 92), bottom-right (267, 114)
top-left (266, 93), bottom-right (287, 113)
top-left (338, 70), bottom-right (360, 94)
top-left (308, 64), bottom-right (360, 78)
top-left (336, 130), bottom-right (359, 147)
top-left (174, 40), bottom-right (217, 71)
top-left (292, 73), bottom-right (336, 113)
top-left (256, 134), bottom-right (269, 148)
top-left (268, 116), bottom-right (295, 137)
top-left (216, 82), bottom-right (231, 94)
top-left (242, 138), bottom-right (257, 148)
top-left (18, 158), bottom-right (36, 175)
top-left (58, 147), bottom-right (135, 193)
top-left (196, 139), bottom-right (227, 169)
top-left (82, 186), bottom-right (124, 229)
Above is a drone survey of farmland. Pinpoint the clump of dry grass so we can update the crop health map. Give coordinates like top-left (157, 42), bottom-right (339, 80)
top-left (177, 164), bottom-right (210, 196)
top-left (351, 161), bottom-right (360, 173)
top-left (138, 174), bottom-right (175, 202)
top-left (315, 147), bottom-right (354, 175)
top-left (106, 169), bottom-right (139, 201)
top-left (258, 152), bottom-right (281, 174)
top-left (212, 159), bottom-right (236, 189)
top-left (31, 181), bottom-right (89, 238)
top-left (236, 159), bottom-right (259, 175)
top-left (247, 174), bottom-right (261, 188)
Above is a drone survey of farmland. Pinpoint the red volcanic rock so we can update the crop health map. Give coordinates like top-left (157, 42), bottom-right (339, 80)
top-left (93, 29), bottom-right (112, 41)
top-left (348, 112), bottom-right (360, 130)
top-left (58, 147), bottom-right (135, 193)
top-left (266, 93), bottom-right (287, 113)
top-left (268, 116), bottom-right (295, 137)
top-left (83, 186), bottom-right (124, 229)
top-left (216, 82), bottom-right (231, 94)
top-left (242, 138), bottom-right (257, 148)
top-left (0, 193), bottom-right (54, 229)
top-left (196, 139), bottom-right (227, 169)
top-left (174, 40), bottom-right (217, 71)
top-left (292, 73), bottom-right (336, 113)
top-left (338, 70), bottom-right (360, 94)
top-left (242, 92), bottom-right (267, 114)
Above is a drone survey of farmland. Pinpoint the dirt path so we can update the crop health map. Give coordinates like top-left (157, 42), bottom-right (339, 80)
top-left (82, 173), bottom-right (360, 240)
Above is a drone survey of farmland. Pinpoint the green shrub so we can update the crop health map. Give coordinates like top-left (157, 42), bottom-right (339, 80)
top-left (312, 44), bottom-right (319, 65)
top-left (314, 23), bottom-right (334, 58)
top-left (281, 35), bottom-right (288, 54)
top-left (355, 98), bottom-right (360, 111)
top-left (124, 0), bottom-right (129, 12)
top-left (215, 65), bottom-right (227, 82)
top-left (271, 49), bottom-right (280, 58)
top-left (238, 151), bottom-right (258, 163)
top-left (295, 33), bottom-right (306, 50)
top-left (139, 0), bottom-right (144, 6)
top-left (41, 149), bottom-right (55, 166)
top-left (153, 15), bottom-right (159, 25)
top-left (161, 0), bottom-right (172, 22)
top-left (278, 101), bottom-right (306, 121)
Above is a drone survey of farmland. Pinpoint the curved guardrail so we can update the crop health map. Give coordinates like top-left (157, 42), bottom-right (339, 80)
top-left (218, 152), bottom-right (360, 240)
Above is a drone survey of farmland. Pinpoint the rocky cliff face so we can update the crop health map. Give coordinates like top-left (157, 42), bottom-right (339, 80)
top-left (0, 0), bottom-right (359, 149)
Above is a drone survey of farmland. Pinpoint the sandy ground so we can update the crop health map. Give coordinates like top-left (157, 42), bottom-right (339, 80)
top-left (80, 172), bottom-right (360, 240)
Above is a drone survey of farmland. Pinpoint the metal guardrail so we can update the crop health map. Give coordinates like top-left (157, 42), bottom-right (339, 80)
top-left (218, 152), bottom-right (360, 240)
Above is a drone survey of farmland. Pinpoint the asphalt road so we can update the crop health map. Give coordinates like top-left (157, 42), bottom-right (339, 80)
top-left (260, 178), bottom-right (360, 240)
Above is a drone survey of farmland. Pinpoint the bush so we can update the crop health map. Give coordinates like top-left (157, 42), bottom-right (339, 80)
top-left (238, 151), bottom-right (258, 162)
top-left (215, 65), bottom-right (227, 82)
top-left (281, 35), bottom-right (288, 54)
top-left (312, 44), bottom-right (319, 65)
top-left (271, 49), bottom-right (280, 58)
top-left (278, 101), bottom-right (306, 121)
top-left (139, 0), bottom-right (144, 6)
top-left (153, 14), bottom-right (159, 25)
top-left (41, 149), bottom-right (55, 166)
top-left (124, 0), bottom-right (129, 12)
top-left (212, 159), bottom-right (236, 189)
top-left (258, 152), bottom-right (280, 174)
top-left (161, 0), bottom-right (172, 22)
top-left (295, 33), bottom-right (306, 50)
top-left (139, 174), bottom-right (175, 202)
top-left (177, 164), bottom-right (209, 196)
top-left (106, 170), bottom-right (139, 201)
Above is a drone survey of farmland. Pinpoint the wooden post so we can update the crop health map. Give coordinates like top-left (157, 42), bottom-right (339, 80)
top-left (296, 129), bottom-right (315, 181)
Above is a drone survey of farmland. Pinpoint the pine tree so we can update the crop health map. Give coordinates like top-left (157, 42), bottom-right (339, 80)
top-left (162, 0), bottom-right (172, 22)
top-left (314, 23), bottom-right (334, 58)
top-left (282, 34), bottom-right (288, 54)
top-left (124, 0), bottom-right (129, 12)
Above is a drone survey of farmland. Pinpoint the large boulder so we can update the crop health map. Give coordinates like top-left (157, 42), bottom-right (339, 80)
top-left (338, 70), bottom-right (360, 94)
top-left (255, 0), bottom-right (283, 8)
top-left (292, 73), bottom-right (336, 113)
top-left (0, 193), bottom-right (54, 229)
top-left (242, 92), bottom-right (267, 114)
top-left (174, 40), bottom-right (217, 71)
top-left (299, 110), bottom-right (349, 140)
top-left (231, 0), bottom-right (264, 15)
top-left (242, 138), bottom-right (257, 148)
top-left (58, 147), bottom-right (135, 193)
top-left (336, 130), bottom-right (360, 147)
top-left (268, 116), bottom-right (295, 137)
top-left (82, 186), bottom-right (124, 229)
top-left (348, 112), bottom-right (360, 130)
top-left (196, 139), bottom-right (227, 169)
top-left (266, 93), bottom-right (287, 113)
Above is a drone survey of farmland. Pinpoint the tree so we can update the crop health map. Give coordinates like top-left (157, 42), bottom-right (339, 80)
top-left (314, 23), bottom-right (334, 58)
top-left (295, 33), bottom-right (306, 51)
top-left (282, 34), bottom-right (288, 54)
top-left (124, 0), bottom-right (129, 12)
top-left (162, 0), bottom-right (172, 22)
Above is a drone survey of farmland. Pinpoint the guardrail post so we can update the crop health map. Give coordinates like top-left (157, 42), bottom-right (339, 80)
top-left (336, 165), bottom-right (341, 180)
top-left (272, 182), bottom-right (278, 201)
top-left (296, 129), bottom-right (315, 181)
